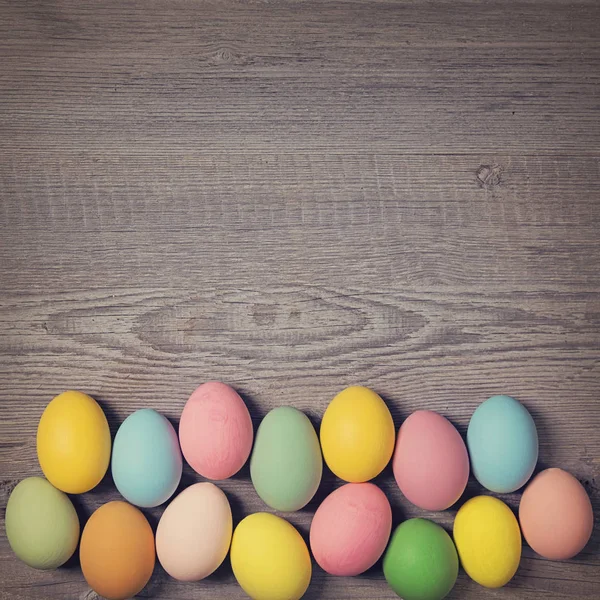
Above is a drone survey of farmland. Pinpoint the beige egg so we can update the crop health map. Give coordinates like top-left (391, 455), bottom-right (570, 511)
top-left (156, 482), bottom-right (232, 581)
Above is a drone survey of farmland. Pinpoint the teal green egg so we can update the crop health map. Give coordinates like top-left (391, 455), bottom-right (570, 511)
top-left (250, 406), bottom-right (323, 511)
top-left (467, 395), bottom-right (538, 493)
top-left (6, 477), bottom-right (80, 570)
top-left (111, 408), bottom-right (183, 508)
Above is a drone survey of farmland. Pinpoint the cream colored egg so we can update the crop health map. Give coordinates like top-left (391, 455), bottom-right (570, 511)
top-left (156, 483), bottom-right (232, 581)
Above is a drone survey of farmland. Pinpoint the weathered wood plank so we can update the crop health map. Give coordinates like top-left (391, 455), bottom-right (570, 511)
top-left (1, 1), bottom-right (599, 598)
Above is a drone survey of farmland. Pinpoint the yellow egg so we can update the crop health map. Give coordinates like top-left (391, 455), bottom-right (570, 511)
top-left (37, 391), bottom-right (111, 494)
top-left (320, 386), bottom-right (395, 482)
top-left (230, 513), bottom-right (311, 600)
top-left (453, 496), bottom-right (521, 588)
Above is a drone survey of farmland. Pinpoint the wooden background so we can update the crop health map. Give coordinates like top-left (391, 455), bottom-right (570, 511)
top-left (1, 1), bottom-right (599, 598)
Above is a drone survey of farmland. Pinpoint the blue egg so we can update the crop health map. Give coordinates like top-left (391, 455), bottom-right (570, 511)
top-left (467, 395), bottom-right (538, 493)
top-left (112, 409), bottom-right (182, 507)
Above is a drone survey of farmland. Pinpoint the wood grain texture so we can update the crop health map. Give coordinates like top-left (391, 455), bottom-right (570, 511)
top-left (1, 1), bottom-right (599, 598)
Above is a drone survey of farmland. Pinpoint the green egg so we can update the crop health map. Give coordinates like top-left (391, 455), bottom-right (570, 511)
top-left (6, 477), bottom-right (80, 569)
top-left (383, 518), bottom-right (458, 600)
top-left (250, 406), bottom-right (322, 512)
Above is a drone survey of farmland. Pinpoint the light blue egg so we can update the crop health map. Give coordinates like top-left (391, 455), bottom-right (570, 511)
top-left (467, 395), bottom-right (538, 493)
top-left (112, 408), bottom-right (182, 507)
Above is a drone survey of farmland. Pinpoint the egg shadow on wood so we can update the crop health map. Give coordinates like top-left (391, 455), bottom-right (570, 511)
top-left (377, 392), bottom-right (408, 430)
top-left (173, 464), bottom-right (202, 498)
top-left (355, 555), bottom-right (387, 583)
top-left (205, 553), bottom-right (236, 584)
top-left (446, 478), bottom-right (486, 517)
top-left (58, 492), bottom-right (95, 571)
top-left (142, 506), bottom-right (164, 533)
top-left (303, 563), bottom-right (326, 600)
top-left (571, 479), bottom-right (600, 560)
top-left (231, 459), bottom-right (252, 483)
top-left (574, 523), bottom-right (600, 560)
top-left (522, 403), bottom-right (556, 469)
top-left (140, 507), bottom-right (168, 599)
top-left (238, 388), bottom-right (266, 429)
top-left (94, 396), bottom-right (121, 439)
top-left (300, 470), bottom-right (337, 514)
top-left (223, 487), bottom-right (246, 527)
top-left (299, 411), bottom-right (338, 513)
top-left (164, 414), bottom-right (180, 438)
top-left (143, 561), bottom-right (168, 599)
top-left (443, 414), bottom-right (468, 442)
top-left (91, 464), bottom-right (119, 502)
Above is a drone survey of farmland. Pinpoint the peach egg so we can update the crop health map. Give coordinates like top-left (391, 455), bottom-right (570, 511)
top-left (519, 468), bottom-right (593, 560)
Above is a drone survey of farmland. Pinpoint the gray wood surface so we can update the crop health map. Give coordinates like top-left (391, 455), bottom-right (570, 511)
top-left (1, 1), bottom-right (599, 598)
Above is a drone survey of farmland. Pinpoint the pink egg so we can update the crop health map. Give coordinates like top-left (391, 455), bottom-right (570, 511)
top-left (179, 382), bottom-right (253, 480)
top-left (392, 410), bottom-right (469, 511)
top-left (310, 483), bottom-right (392, 576)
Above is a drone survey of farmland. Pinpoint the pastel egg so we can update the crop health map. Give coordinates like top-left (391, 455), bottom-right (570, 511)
top-left (179, 382), bottom-right (253, 480)
top-left (5, 477), bottom-right (79, 570)
top-left (320, 386), bottom-right (395, 482)
top-left (112, 409), bottom-right (182, 507)
top-left (80, 501), bottom-right (155, 600)
top-left (231, 513), bottom-right (311, 600)
top-left (250, 406), bottom-right (322, 511)
top-left (467, 395), bottom-right (538, 493)
top-left (156, 483), bottom-right (232, 581)
top-left (453, 496), bottom-right (521, 588)
top-left (37, 390), bottom-right (111, 493)
top-left (392, 410), bottom-right (469, 511)
top-left (383, 518), bottom-right (458, 600)
top-left (310, 483), bottom-right (392, 576)
top-left (519, 468), bottom-right (593, 560)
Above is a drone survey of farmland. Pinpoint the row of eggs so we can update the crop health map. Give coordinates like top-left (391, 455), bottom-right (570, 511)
top-left (6, 384), bottom-right (595, 600)
top-left (35, 384), bottom-right (541, 507)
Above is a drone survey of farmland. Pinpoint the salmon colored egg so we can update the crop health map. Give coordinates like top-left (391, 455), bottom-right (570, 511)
top-left (310, 483), bottom-right (392, 576)
top-left (393, 411), bottom-right (469, 511)
top-left (519, 468), bottom-right (593, 560)
top-left (80, 501), bottom-right (155, 600)
top-left (179, 382), bottom-right (253, 480)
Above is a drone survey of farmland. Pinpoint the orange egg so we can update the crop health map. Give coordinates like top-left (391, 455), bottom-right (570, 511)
top-left (519, 468), bottom-right (593, 560)
top-left (80, 501), bottom-right (155, 600)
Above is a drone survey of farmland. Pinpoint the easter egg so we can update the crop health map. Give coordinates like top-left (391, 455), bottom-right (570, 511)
top-left (310, 483), bottom-right (391, 576)
top-left (392, 410), bottom-right (469, 511)
top-left (383, 518), bottom-right (458, 600)
top-left (453, 496), bottom-right (521, 588)
top-left (519, 468), bottom-right (593, 560)
top-left (179, 381), bottom-right (253, 480)
top-left (37, 390), bottom-right (111, 493)
top-left (250, 406), bottom-right (322, 511)
top-left (112, 408), bottom-right (182, 508)
top-left (156, 483), bottom-right (232, 581)
top-left (80, 501), bottom-right (155, 600)
top-left (320, 386), bottom-right (395, 482)
top-left (5, 477), bottom-right (79, 570)
top-left (467, 395), bottom-right (538, 493)
top-left (231, 513), bottom-right (311, 600)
